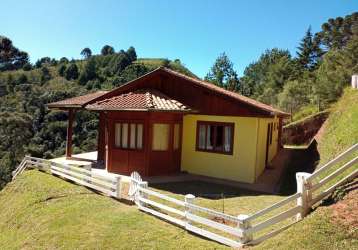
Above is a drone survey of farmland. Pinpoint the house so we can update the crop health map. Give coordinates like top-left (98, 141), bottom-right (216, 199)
top-left (47, 67), bottom-right (290, 183)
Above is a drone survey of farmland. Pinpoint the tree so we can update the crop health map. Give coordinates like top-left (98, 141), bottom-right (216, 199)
top-left (240, 48), bottom-right (297, 99)
top-left (101, 45), bottom-right (115, 55)
top-left (0, 36), bottom-right (29, 71)
top-left (22, 62), bottom-right (32, 71)
top-left (205, 52), bottom-right (240, 90)
top-left (65, 63), bottom-right (79, 80)
top-left (35, 57), bottom-right (51, 68)
top-left (314, 36), bottom-right (358, 108)
top-left (16, 74), bottom-right (28, 85)
top-left (81, 47), bottom-right (92, 59)
top-left (107, 53), bottom-right (131, 76)
top-left (278, 80), bottom-right (310, 114)
top-left (78, 57), bottom-right (97, 85)
top-left (126, 46), bottom-right (137, 62)
top-left (59, 57), bottom-right (69, 64)
top-left (296, 26), bottom-right (322, 71)
top-left (318, 12), bottom-right (358, 50)
top-left (0, 112), bottom-right (33, 188)
top-left (40, 66), bottom-right (51, 83)
top-left (58, 64), bottom-right (66, 77)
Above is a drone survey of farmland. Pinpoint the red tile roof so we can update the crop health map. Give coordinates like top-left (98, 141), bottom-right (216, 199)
top-left (47, 91), bottom-right (108, 108)
top-left (86, 89), bottom-right (191, 112)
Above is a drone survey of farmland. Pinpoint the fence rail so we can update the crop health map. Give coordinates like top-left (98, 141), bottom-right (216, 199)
top-left (12, 156), bottom-right (125, 200)
top-left (11, 143), bottom-right (358, 248)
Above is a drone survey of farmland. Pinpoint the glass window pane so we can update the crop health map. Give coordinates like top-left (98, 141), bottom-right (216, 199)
top-left (173, 124), bottom-right (180, 150)
top-left (137, 124), bottom-right (143, 149)
top-left (121, 123), bottom-right (128, 148)
top-left (224, 126), bottom-right (232, 152)
top-left (152, 123), bottom-right (169, 151)
top-left (115, 123), bottom-right (121, 147)
top-left (130, 123), bottom-right (136, 149)
top-left (198, 124), bottom-right (206, 149)
top-left (206, 125), bottom-right (214, 150)
top-left (215, 126), bottom-right (224, 150)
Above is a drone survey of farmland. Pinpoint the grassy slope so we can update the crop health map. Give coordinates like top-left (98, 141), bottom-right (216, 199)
top-left (253, 87), bottom-right (358, 250)
top-left (0, 171), bottom-right (227, 250)
top-left (0, 88), bottom-right (356, 249)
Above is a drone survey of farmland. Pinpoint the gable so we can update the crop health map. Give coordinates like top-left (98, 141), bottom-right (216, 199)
top-left (86, 68), bottom-right (289, 118)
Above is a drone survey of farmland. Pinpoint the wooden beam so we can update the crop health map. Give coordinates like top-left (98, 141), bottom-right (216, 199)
top-left (66, 109), bottom-right (75, 158)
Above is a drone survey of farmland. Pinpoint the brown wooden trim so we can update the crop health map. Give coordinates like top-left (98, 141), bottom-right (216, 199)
top-left (66, 109), bottom-right (75, 158)
top-left (195, 121), bottom-right (234, 155)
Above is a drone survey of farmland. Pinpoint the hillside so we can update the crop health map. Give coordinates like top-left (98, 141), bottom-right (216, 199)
top-left (0, 54), bottom-right (195, 189)
top-left (0, 88), bottom-right (356, 249)
top-left (253, 87), bottom-right (358, 249)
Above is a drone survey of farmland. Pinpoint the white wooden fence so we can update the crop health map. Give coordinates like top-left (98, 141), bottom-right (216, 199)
top-left (11, 143), bottom-right (358, 248)
top-left (130, 143), bottom-right (358, 247)
top-left (12, 156), bottom-right (124, 199)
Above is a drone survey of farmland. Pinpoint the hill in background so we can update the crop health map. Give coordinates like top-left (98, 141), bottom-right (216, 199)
top-left (0, 49), bottom-right (195, 189)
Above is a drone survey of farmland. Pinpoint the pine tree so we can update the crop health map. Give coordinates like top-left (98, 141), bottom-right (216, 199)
top-left (296, 26), bottom-right (320, 71)
top-left (205, 53), bottom-right (239, 90)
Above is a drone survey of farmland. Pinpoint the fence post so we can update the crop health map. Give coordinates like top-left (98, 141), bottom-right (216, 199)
top-left (296, 172), bottom-right (312, 221)
top-left (115, 176), bottom-right (122, 199)
top-left (138, 181), bottom-right (148, 207)
top-left (184, 194), bottom-right (195, 228)
top-left (237, 214), bottom-right (253, 244)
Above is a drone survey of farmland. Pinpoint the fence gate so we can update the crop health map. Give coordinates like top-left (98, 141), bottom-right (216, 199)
top-left (129, 171), bottom-right (142, 202)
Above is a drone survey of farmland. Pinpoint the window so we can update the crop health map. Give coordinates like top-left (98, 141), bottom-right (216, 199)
top-left (268, 123), bottom-right (273, 145)
top-left (152, 123), bottom-right (170, 151)
top-left (115, 122), bottom-right (143, 150)
top-left (196, 121), bottom-right (234, 154)
top-left (173, 123), bottom-right (180, 150)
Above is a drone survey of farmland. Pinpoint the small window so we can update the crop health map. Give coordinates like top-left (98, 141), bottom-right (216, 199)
top-left (196, 121), bottom-right (234, 154)
top-left (173, 123), bottom-right (180, 150)
top-left (269, 123), bottom-right (273, 145)
top-left (137, 124), bottom-right (143, 149)
top-left (152, 123), bottom-right (170, 151)
top-left (115, 122), bottom-right (144, 150)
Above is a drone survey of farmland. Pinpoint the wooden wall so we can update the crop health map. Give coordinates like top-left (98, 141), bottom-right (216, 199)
top-left (102, 111), bottom-right (183, 176)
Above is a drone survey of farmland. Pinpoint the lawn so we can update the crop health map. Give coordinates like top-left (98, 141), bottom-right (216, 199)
top-left (0, 170), bottom-right (228, 250)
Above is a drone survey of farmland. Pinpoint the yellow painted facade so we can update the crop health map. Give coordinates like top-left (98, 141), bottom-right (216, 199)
top-left (181, 115), bottom-right (279, 183)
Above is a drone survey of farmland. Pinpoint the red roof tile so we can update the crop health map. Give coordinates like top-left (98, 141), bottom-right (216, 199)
top-left (86, 89), bottom-right (191, 112)
top-left (47, 91), bottom-right (108, 108)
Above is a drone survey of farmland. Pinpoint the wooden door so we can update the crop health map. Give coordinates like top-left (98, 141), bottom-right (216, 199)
top-left (149, 121), bottom-right (182, 176)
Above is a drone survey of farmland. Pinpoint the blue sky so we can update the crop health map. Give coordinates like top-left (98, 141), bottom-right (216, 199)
top-left (1, 0), bottom-right (357, 77)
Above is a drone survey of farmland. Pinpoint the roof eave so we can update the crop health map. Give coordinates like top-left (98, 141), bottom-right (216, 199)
top-left (86, 106), bottom-right (193, 112)
top-left (46, 104), bottom-right (82, 109)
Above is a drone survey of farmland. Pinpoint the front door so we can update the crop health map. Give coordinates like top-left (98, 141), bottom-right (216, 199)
top-left (149, 121), bottom-right (182, 176)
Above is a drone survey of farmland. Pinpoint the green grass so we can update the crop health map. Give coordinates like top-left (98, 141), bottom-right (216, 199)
top-left (0, 171), bottom-right (228, 250)
top-left (252, 87), bottom-right (358, 249)
top-left (317, 88), bottom-right (358, 163)
top-left (292, 104), bottom-right (319, 121)
top-left (1, 88), bottom-right (357, 249)
top-left (253, 206), bottom-right (357, 250)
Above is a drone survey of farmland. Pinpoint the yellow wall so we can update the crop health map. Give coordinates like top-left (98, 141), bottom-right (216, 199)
top-left (181, 115), bottom-right (279, 183)
top-left (254, 117), bottom-right (279, 178)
